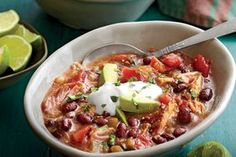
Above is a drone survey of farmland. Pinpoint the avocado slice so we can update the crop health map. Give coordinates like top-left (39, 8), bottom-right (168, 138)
top-left (116, 108), bottom-right (128, 125)
top-left (98, 63), bottom-right (118, 86)
top-left (119, 95), bottom-right (159, 113)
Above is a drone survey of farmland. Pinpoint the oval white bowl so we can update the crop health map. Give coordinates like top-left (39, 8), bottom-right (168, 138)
top-left (24, 21), bottom-right (236, 157)
top-left (35, 0), bottom-right (154, 29)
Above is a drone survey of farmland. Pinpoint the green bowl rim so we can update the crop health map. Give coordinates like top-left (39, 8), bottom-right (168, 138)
top-left (0, 21), bottom-right (48, 81)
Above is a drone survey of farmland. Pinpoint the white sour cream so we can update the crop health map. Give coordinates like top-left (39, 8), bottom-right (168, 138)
top-left (87, 81), bottom-right (162, 116)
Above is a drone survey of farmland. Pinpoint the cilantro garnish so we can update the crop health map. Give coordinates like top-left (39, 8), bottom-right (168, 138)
top-left (101, 104), bottom-right (107, 108)
top-left (128, 77), bottom-right (137, 82)
top-left (110, 96), bottom-right (119, 102)
top-left (67, 93), bottom-right (87, 102)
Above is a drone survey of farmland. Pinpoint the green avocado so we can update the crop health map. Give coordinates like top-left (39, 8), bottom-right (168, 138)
top-left (116, 108), bottom-right (128, 125)
top-left (98, 63), bottom-right (118, 86)
top-left (119, 95), bottom-right (159, 113)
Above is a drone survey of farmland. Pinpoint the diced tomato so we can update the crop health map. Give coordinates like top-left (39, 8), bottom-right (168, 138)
top-left (68, 70), bottom-right (87, 83)
top-left (179, 100), bottom-right (189, 108)
top-left (160, 53), bottom-right (182, 69)
top-left (158, 94), bottom-right (171, 105)
top-left (192, 54), bottom-right (210, 77)
top-left (71, 125), bottom-right (91, 144)
top-left (150, 57), bottom-right (166, 73)
top-left (121, 67), bottom-right (145, 82)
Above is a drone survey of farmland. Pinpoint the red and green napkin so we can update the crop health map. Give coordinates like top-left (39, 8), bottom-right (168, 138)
top-left (157, 0), bottom-right (236, 28)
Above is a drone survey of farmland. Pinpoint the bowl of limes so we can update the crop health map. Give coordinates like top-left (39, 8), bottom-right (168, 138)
top-left (0, 10), bottom-right (47, 89)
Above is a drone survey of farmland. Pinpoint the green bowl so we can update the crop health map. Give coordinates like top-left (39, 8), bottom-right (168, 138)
top-left (0, 22), bottom-right (48, 89)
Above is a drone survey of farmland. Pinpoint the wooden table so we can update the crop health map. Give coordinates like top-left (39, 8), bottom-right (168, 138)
top-left (0, 1), bottom-right (235, 157)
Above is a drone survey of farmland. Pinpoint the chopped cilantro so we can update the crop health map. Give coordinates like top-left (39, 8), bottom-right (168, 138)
top-left (98, 125), bottom-right (108, 131)
top-left (108, 134), bottom-right (116, 146)
top-left (190, 89), bottom-right (198, 98)
top-left (67, 93), bottom-right (87, 102)
top-left (129, 83), bottom-right (135, 88)
top-left (132, 93), bottom-right (137, 97)
top-left (162, 88), bottom-right (170, 93)
top-left (134, 90), bottom-right (140, 94)
top-left (102, 141), bottom-right (109, 148)
top-left (91, 87), bottom-right (98, 92)
top-left (141, 84), bottom-right (150, 90)
top-left (145, 96), bottom-right (152, 99)
top-left (101, 104), bottom-right (107, 108)
top-left (81, 104), bottom-right (91, 112)
top-left (114, 81), bottom-right (121, 86)
top-left (110, 96), bottom-right (119, 102)
top-left (148, 77), bottom-right (156, 84)
top-left (128, 77), bottom-right (137, 82)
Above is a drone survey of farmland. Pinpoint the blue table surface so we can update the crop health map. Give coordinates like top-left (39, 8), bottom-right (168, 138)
top-left (0, 1), bottom-right (235, 157)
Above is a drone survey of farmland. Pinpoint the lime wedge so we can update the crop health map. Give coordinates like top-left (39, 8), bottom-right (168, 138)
top-left (188, 141), bottom-right (232, 157)
top-left (0, 46), bottom-right (9, 75)
top-left (13, 24), bottom-right (42, 44)
top-left (0, 35), bottom-right (32, 72)
top-left (0, 10), bottom-right (19, 36)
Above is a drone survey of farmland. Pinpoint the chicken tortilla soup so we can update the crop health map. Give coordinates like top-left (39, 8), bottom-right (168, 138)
top-left (41, 50), bottom-right (214, 153)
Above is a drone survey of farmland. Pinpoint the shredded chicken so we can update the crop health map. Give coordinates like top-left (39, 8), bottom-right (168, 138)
top-left (156, 76), bottom-right (175, 85)
top-left (91, 127), bottom-right (115, 141)
top-left (42, 82), bottom-right (83, 118)
top-left (152, 100), bottom-right (178, 135)
top-left (189, 100), bottom-right (206, 117)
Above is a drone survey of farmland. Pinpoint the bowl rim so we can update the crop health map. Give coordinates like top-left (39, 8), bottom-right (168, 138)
top-left (0, 22), bottom-right (48, 81)
top-left (24, 21), bottom-right (236, 157)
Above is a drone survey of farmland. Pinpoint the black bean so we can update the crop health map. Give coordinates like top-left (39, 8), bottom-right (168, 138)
top-left (173, 127), bottom-right (187, 137)
top-left (116, 123), bottom-right (127, 138)
top-left (52, 130), bottom-right (63, 138)
top-left (77, 113), bottom-right (93, 124)
top-left (102, 111), bottom-right (110, 117)
top-left (178, 64), bottom-right (190, 73)
top-left (60, 119), bottom-right (72, 131)
top-left (152, 135), bottom-right (167, 144)
top-left (199, 88), bottom-right (213, 101)
top-left (127, 128), bottom-right (138, 138)
top-left (128, 117), bottom-right (139, 127)
top-left (161, 133), bottom-right (175, 141)
top-left (45, 119), bottom-right (57, 128)
top-left (178, 107), bottom-right (191, 124)
top-left (173, 83), bottom-right (188, 93)
top-left (94, 117), bottom-right (108, 126)
top-left (62, 102), bottom-right (77, 113)
top-left (143, 57), bottom-right (152, 65)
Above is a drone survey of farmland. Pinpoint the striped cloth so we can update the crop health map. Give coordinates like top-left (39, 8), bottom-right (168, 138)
top-left (157, 0), bottom-right (236, 27)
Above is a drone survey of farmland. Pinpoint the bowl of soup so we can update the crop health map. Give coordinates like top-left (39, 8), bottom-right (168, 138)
top-left (24, 21), bottom-right (236, 157)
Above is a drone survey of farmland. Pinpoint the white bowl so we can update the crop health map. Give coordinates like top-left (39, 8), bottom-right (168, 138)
top-left (36, 0), bottom-right (154, 29)
top-left (24, 21), bottom-right (236, 157)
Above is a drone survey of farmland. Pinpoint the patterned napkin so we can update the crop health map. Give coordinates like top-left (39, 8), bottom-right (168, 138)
top-left (157, 0), bottom-right (236, 28)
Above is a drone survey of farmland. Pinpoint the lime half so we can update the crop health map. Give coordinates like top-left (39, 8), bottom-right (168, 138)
top-left (0, 35), bottom-right (32, 72)
top-left (14, 24), bottom-right (42, 45)
top-left (0, 46), bottom-right (9, 75)
top-left (0, 10), bottom-right (19, 36)
top-left (188, 141), bottom-right (232, 157)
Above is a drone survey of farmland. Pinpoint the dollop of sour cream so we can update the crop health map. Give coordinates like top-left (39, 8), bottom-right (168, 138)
top-left (88, 81), bottom-right (162, 116)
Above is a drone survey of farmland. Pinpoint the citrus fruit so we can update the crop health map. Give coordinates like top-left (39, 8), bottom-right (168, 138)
top-left (0, 10), bottom-right (19, 36)
top-left (188, 141), bottom-right (232, 157)
top-left (0, 35), bottom-right (32, 72)
top-left (0, 45), bottom-right (9, 75)
top-left (14, 24), bottom-right (42, 44)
